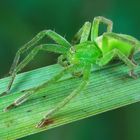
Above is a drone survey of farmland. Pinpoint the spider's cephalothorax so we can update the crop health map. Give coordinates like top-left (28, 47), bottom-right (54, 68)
top-left (68, 41), bottom-right (102, 65)
top-left (2, 16), bottom-right (140, 128)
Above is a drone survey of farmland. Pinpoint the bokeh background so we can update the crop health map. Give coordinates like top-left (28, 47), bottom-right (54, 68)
top-left (0, 0), bottom-right (140, 140)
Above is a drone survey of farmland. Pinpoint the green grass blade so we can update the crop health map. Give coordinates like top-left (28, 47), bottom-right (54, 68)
top-left (0, 61), bottom-right (140, 140)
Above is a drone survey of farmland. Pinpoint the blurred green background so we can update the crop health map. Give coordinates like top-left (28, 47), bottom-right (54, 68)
top-left (0, 0), bottom-right (140, 140)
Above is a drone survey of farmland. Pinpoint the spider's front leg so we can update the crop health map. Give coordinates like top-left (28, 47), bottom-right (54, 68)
top-left (4, 65), bottom-right (75, 112)
top-left (0, 30), bottom-right (71, 97)
top-left (71, 21), bottom-right (91, 45)
top-left (91, 16), bottom-right (113, 41)
top-left (69, 21), bottom-right (92, 77)
top-left (37, 64), bottom-right (91, 128)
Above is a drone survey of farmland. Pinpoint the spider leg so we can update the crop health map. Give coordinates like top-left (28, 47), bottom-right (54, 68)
top-left (0, 44), bottom-right (68, 97)
top-left (15, 44), bottom-right (68, 73)
top-left (57, 55), bottom-right (69, 67)
top-left (91, 16), bottom-right (113, 41)
top-left (71, 22), bottom-right (91, 45)
top-left (103, 33), bottom-right (138, 78)
top-left (58, 55), bottom-right (83, 77)
top-left (61, 22), bottom-right (91, 67)
top-left (4, 65), bottom-right (76, 112)
top-left (2, 30), bottom-right (71, 95)
top-left (97, 49), bottom-right (136, 68)
top-left (9, 30), bottom-right (71, 75)
top-left (97, 33), bottom-right (137, 78)
top-left (37, 64), bottom-right (91, 128)
top-left (97, 49), bottom-right (137, 78)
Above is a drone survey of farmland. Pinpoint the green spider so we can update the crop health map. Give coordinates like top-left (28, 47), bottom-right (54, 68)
top-left (1, 16), bottom-right (140, 128)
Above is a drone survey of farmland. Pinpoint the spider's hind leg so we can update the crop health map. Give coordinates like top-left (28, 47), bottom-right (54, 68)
top-left (97, 33), bottom-right (138, 78)
top-left (128, 44), bottom-right (138, 78)
top-left (104, 33), bottom-right (138, 78)
top-left (98, 49), bottom-right (137, 78)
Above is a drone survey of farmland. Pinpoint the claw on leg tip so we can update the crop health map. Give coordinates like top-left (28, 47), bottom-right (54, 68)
top-left (0, 92), bottom-right (8, 97)
top-left (36, 118), bottom-right (54, 128)
top-left (4, 103), bottom-right (16, 112)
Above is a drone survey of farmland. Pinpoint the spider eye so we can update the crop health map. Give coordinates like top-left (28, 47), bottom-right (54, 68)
top-left (70, 47), bottom-right (76, 54)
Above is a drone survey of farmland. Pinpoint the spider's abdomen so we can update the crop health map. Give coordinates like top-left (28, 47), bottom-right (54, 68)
top-left (68, 41), bottom-right (102, 65)
top-left (96, 34), bottom-right (140, 57)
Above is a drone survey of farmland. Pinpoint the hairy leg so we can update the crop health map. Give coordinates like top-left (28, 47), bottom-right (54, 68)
top-left (91, 16), bottom-right (113, 41)
top-left (58, 55), bottom-right (70, 67)
top-left (0, 44), bottom-right (68, 97)
top-left (71, 22), bottom-right (91, 45)
top-left (102, 33), bottom-right (138, 78)
top-left (9, 30), bottom-right (71, 75)
top-left (4, 65), bottom-right (76, 111)
top-left (37, 64), bottom-right (91, 128)
top-left (1, 30), bottom-right (71, 97)
top-left (97, 49), bottom-right (137, 78)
